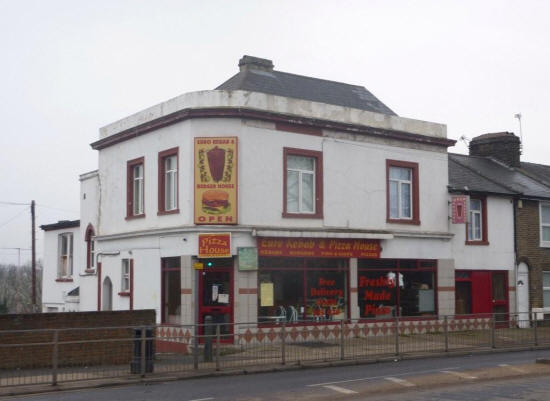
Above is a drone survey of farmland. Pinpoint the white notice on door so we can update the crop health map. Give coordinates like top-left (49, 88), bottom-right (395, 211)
top-left (218, 293), bottom-right (229, 304)
top-left (212, 285), bottom-right (219, 301)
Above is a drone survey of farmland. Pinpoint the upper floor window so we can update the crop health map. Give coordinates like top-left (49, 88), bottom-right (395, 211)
top-left (121, 259), bottom-right (130, 292)
top-left (58, 233), bottom-right (73, 278)
top-left (541, 203), bottom-right (550, 247)
top-left (126, 157), bottom-right (145, 219)
top-left (544, 272), bottom-right (550, 307)
top-left (466, 196), bottom-right (488, 245)
top-left (283, 148), bottom-right (323, 218)
top-left (85, 224), bottom-right (95, 271)
top-left (158, 148), bottom-right (179, 214)
top-left (386, 160), bottom-right (419, 225)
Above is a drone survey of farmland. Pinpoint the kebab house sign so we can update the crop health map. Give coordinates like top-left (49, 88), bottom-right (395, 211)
top-left (257, 237), bottom-right (380, 258)
top-left (194, 137), bottom-right (237, 225)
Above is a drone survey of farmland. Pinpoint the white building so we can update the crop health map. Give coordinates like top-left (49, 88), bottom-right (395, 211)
top-left (44, 55), bottom-right (506, 335)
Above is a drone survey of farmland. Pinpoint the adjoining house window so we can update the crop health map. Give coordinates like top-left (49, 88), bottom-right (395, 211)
top-left (121, 259), bottom-right (130, 292)
top-left (283, 148), bottom-right (323, 218)
top-left (540, 203), bottom-right (550, 247)
top-left (466, 197), bottom-right (488, 245)
top-left (158, 148), bottom-right (179, 214)
top-left (126, 157), bottom-right (145, 218)
top-left (386, 160), bottom-right (419, 224)
top-left (58, 233), bottom-right (73, 277)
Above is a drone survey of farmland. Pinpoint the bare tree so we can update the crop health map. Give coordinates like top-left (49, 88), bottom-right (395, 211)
top-left (0, 261), bottom-right (42, 313)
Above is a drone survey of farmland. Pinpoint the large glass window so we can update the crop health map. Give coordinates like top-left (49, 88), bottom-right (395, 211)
top-left (287, 155), bottom-right (315, 214)
top-left (389, 167), bottom-right (412, 219)
top-left (258, 258), bottom-right (348, 323)
top-left (358, 259), bottom-right (436, 318)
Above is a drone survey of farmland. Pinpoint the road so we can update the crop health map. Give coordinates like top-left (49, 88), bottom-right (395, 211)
top-left (5, 349), bottom-right (550, 401)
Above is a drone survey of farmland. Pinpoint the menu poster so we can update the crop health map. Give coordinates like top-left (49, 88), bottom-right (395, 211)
top-left (238, 247), bottom-right (258, 271)
top-left (260, 282), bottom-right (274, 307)
top-left (194, 137), bottom-right (238, 225)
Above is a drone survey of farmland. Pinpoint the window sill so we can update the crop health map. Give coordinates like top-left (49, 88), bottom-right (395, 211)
top-left (465, 240), bottom-right (490, 246)
top-left (118, 291), bottom-right (131, 297)
top-left (282, 212), bottom-right (323, 219)
top-left (125, 213), bottom-right (145, 220)
top-left (387, 218), bottom-right (420, 225)
top-left (540, 243), bottom-right (550, 248)
top-left (55, 278), bottom-right (73, 282)
top-left (84, 269), bottom-right (95, 274)
top-left (158, 209), bottom-right (180, 216)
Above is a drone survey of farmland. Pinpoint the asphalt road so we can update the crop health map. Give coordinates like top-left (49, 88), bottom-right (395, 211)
top-left (6, 349), bottom-right (550, 401)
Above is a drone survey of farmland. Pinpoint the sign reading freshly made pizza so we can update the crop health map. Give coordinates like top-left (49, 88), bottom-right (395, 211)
top-left (194, 137), bottom-right (238, 225)
top-left (198, 233), bottom-right (231, 258)
top-left (257, 237), bottom-right (381, 259)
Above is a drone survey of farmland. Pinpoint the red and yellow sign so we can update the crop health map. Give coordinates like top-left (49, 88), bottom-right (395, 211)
top-left (198, 233), bottom-right (231, 258)
top-left (194, 137), bottom-right (238, 225)
top-left (451, 195), bottom-right (468, 224)
top-left (257, 237), bottom-right (380, 259)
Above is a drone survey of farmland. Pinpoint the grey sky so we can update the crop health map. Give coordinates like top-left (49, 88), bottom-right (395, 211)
top-left (1, 0), bottom-right (549, 264)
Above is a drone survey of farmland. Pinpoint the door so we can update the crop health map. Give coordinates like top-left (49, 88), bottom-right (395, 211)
top-left (199, 267), bottom-right (233, 342)
top-left (102, 277), bottom-right (113, 311)
top-left (491, 271), bottom-right (509, 324)
top-left (517, 263), bottom-right (530, 328)
top-left (161, 257), bottom-right (181, 324)
top-left (466, 270), bottom-right (509, 321)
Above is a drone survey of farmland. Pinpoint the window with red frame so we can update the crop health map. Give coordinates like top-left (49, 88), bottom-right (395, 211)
top-left (158, 147), bottom-right (179, 214)
top-left (386, 160), bottom-right (419, 224)
top-left (126, 157), bottom-right (145, 218)
top-left (283, 148), bottom-right (323, 218)
top-left (466, 197), bottom-right (488, 245)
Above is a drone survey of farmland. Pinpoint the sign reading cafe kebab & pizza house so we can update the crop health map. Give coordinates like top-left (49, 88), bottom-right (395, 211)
top-left (257, 237), bottom-right (381, 258)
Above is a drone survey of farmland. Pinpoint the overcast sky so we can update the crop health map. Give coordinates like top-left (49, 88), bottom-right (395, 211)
top-left (1, 0), bottom-right (549, 265)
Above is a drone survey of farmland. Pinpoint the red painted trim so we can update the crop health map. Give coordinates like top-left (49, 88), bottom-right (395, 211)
top-left (84, 269), bottom-right (95, 274)
top-left (465, 196), bottom-right (489, 245)
top-left (118, 292), bottom-right (130, 297)
top-left (275, 122), bottom-right (322, 136)
top-left (350, 287), bottom-right (358, 292)
top-left (180, 288), bottom-right (192, 294)
top-left (55, 278), bottom-right (73, 282)
top-left (91, 108), bottom-right (456, 150)
top-left (438, 286), bottom-right (455, 291)
top-left (130, 259), bottom-right (134, 310)
top-left (386, 159), bottom-right (420, 225)
top-left (282, 147), bottom-right (323, 219)
top-left (126, 156), bottom-right (145, 219)
top-left (97, 262), bottom-right (102, 311)
top-left (238, 288), bottom-right (258, 295)
top-left (157, 147), bottom-right (179, 215)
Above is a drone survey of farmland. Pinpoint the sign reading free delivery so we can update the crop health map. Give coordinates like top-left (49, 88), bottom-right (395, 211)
top-left (194, 137), bottom-right (238, 225)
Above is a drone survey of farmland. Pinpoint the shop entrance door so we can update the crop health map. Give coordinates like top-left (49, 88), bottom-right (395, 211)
top-left (198, 267), bottom-right (233, 342)
top-left (468, 270), bottom-right (509, 321)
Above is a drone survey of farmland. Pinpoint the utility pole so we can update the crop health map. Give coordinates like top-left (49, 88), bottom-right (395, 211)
top-left (31, 200), bottom-right (36, 311)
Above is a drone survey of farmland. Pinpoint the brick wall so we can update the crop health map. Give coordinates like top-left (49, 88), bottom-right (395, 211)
top-left (515, 200), bottom-right (550, 309)
top-left (0, 310), bottom-right (155, 369)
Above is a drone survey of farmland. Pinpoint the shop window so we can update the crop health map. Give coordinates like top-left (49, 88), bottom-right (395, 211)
top-left (357, 259), bottom-right (436, 318)
top-left (386, 160), bottom-right (419, 225)
top-left (258, 257), bottom-right (347, 323)
top-left (544, 272), bottom-right (550, 308)
top-left (158, 147), bottom-right (179, 214)
top-left (466, 197), bottom-right (488, 245)
top-left (126, 157), bottom-right (145, 219)
top-left (283, 148), bottom-right (323, 218)
top-left (541, 203), bottom-right (550, 247)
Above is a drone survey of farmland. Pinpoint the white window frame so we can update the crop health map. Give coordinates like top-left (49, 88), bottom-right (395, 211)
top-left (468, 198), bottom-right (483, 241)
top-left (287, 155), bottom-right (316, 214)
top-left (133, 164), bottom-right (144, 215)
top-left (121, 259), bottom-right (130, 292)
top-left (58, 233), bottom-right (73, 278)
top-left (544, 271), bottom-right (550, 308)
top-left (164, 155), bottom-right (178, 211)
top-left (90, 240), bottom-right (95, 268)
top-left (389, 166), bottom-right (413, 220)
top-left (540, 202), bottom-right (550, 247)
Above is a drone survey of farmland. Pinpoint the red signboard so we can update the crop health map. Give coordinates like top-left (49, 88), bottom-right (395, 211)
top-left (451, 195), bottom-right (468, 224)
top-left (257, 237), bottom-right (380, 259)
top-left (198, 233), bottom-right (231, 258)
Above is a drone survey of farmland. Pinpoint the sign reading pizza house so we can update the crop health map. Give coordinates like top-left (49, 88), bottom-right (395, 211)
top-left (257, 237), bottom-right (380, 258)
top-left (194, 137), bottom-right (238, 225)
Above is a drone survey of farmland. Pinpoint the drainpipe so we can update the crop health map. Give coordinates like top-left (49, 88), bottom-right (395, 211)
top-left (513, 197), bottom-right (519, 316)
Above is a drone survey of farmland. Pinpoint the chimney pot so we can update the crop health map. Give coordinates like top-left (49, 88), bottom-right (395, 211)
top-left (238, 55), bottom-right (274, 72)
top-left (469, 132), bottom-right (521, 167)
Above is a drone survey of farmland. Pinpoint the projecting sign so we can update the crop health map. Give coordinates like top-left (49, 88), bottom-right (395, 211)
top-left (451, 195), bottom-right (468, 224)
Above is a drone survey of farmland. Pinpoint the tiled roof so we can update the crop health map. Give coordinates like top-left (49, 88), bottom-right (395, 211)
top-left (216, 56), bottom-right (397, 115)
top-left (40, 220), bottom-right (80, 231)
top-left (520, 161), bottom-right (550, 187)
top-left (449, 154), bottom-right (550, 199)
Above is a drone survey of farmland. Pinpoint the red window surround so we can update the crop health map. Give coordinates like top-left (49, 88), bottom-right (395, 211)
top-left (126, 156), bottom-right (145, 219)
top-left (465, 196), bottom-right (489, 245)
top-left (85, 223), bottom-right (95, 273)
top-left (157, 147), bottom-right (179, 215)
top-left (386, 159), bottom-right (420, 225)
top-left (282, 147), bottom-right (323, 219)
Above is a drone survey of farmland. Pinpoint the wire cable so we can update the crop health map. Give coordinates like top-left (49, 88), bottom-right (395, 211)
top-left (0, 207), bottom-right (30, 230)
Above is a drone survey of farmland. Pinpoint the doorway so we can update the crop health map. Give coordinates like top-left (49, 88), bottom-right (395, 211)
top-left (102, 277), bottom-right (113, 311)
top-left (198, 258), bottom-right (234, 342)
top-left (455, 270), bottom-right (509, 321)
top-left (517, 263), bottom-right (530, 328)
top-left (161, 257), bottom-right (181, 324)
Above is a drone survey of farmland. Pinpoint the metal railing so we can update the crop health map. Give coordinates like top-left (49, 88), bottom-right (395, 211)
top-left (1, 313), bottom-right (549, 388)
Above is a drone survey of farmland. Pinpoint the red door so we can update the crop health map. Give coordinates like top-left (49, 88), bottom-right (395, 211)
top-left (469, 271), bottom-right (509, 319)
top-left (198, 266), bottom-right (234, 342)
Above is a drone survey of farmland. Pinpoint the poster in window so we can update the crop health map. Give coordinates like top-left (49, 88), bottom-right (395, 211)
top-left (260, 282), bottom-right (274, 307)
top-left (238, 247), bottom-right (258, 271)
top-left (194, 137), bottom-right (238, 225)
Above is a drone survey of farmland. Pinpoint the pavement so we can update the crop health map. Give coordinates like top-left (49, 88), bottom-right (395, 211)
top-left (3, 349), bottom-right (550, 400)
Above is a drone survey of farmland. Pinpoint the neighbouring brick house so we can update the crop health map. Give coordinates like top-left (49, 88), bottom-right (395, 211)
top-left (460, 132), bottom-right (550, 320)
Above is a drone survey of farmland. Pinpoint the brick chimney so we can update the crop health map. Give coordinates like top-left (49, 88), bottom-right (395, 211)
top-left (238, 55), bottom-right (274, 72)
top-left (469, 132), bottom-right (521, 167)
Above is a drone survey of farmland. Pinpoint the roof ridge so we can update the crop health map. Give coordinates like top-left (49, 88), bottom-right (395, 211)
top-left (449, 154), bottom-right (520, 195)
